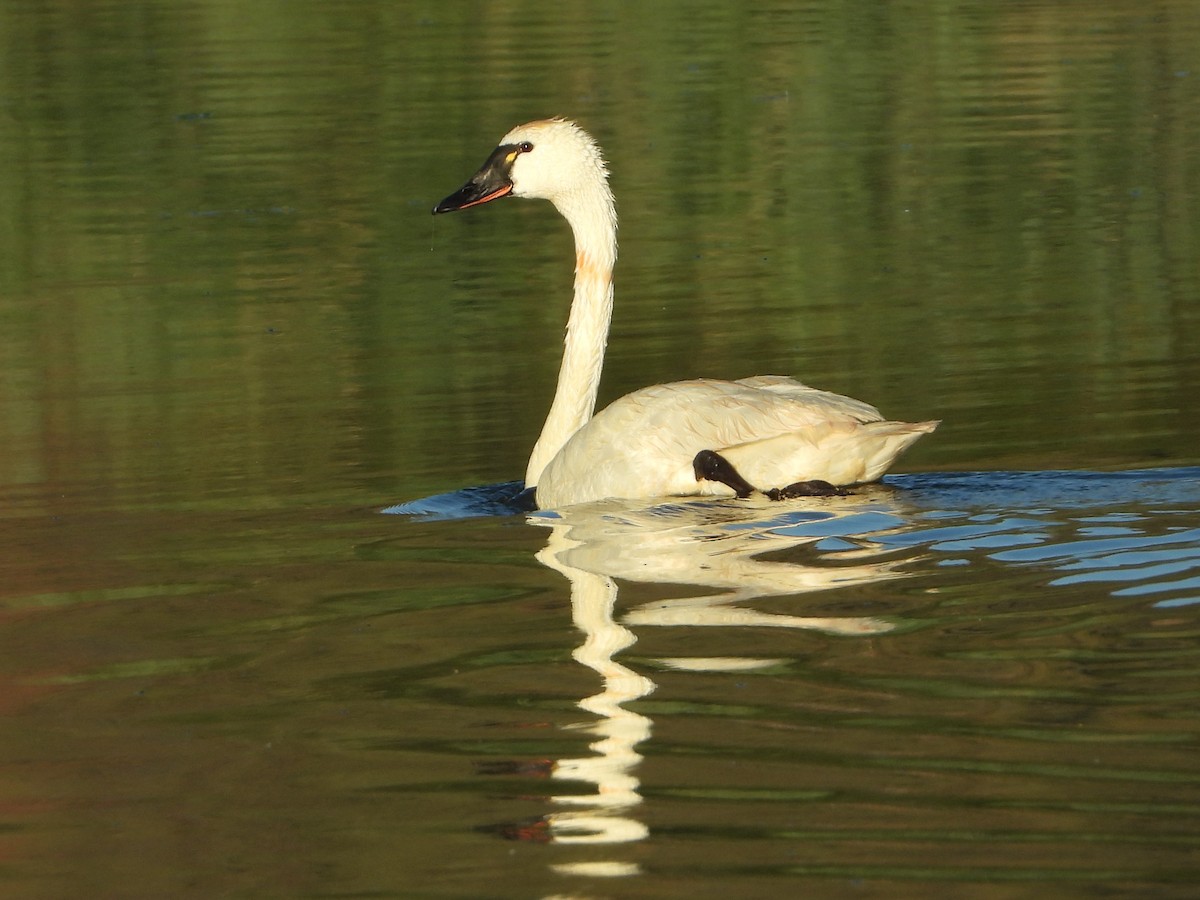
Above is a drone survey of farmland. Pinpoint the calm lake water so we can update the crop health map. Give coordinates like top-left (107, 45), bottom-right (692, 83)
top-left (2, 1), bottom-right (1199, 897)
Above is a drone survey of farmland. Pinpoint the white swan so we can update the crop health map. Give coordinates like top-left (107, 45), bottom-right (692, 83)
top-left (434, 118), bottom-right (938, 509)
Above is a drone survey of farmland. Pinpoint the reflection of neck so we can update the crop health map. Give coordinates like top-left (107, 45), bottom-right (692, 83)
top-left (524, 187), bottom-right (618, 488)
top-left (536, 526), bottom-right (653, 824)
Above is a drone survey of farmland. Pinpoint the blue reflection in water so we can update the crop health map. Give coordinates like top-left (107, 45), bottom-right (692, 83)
top-left (388, 468), bottom-right (1200, 612)
top-left (388, 467), bottom-right (1200, 522)
top-left (886, 469), bottom-right (1200, 609)
top-left (887, 467), bottom-right (1200, 511)
top-left (381, 480), bottom-right (530, 519)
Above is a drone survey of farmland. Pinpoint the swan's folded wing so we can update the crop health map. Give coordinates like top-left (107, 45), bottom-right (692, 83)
top-left (733, 375), bottom-right (884, 423)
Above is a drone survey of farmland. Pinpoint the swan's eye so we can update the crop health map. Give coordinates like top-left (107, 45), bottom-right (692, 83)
top-left (518, 141), bottom-right (534, 153)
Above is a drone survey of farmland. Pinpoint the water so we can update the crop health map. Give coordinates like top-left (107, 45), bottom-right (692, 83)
top-left (1, 1), bottom-right (1199, 897)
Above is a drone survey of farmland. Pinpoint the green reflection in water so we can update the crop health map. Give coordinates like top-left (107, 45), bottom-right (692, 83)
top-left (0, 1), bottom-right (1197, 514)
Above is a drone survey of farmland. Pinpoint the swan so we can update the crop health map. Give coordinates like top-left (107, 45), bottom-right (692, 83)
top-left (433, 118), bottom-right (938, 509)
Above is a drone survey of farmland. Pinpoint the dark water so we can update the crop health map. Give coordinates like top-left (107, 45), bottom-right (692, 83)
top-left (2, 1), bottom-right (1199, 897)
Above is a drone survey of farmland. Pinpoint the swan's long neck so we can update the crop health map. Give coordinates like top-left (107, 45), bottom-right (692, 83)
top-left (525, 184), bottom-right (618, 488)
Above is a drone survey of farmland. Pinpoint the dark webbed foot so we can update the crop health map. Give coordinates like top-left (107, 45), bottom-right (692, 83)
top-left (694, 450), bottom-right (850, 501)
top-left (765, 480), bottom-right (849, 500)
top-left (692, 449), bottom-right (755, 498)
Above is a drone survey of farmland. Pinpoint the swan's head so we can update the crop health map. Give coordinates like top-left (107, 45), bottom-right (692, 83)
top-left (433, 118), bottom-right (610, 215)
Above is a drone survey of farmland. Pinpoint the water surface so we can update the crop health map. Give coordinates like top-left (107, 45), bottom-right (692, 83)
top-left (1, 1), bottom-right (1198, 897)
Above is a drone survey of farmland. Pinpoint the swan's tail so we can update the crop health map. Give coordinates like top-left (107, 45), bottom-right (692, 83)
top-left (856, 419), bottom-right (940, 483)
top-left (720, 418), bottom-right (939, 489)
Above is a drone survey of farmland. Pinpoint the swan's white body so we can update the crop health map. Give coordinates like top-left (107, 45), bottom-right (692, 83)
top-left (538, 376), bottom-right (935, 509)
top-left (435, 119), bottom-right (937, 509)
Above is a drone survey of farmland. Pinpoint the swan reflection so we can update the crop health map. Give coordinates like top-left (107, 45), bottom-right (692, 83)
top-left (527, 491), bottom-right (921, 881)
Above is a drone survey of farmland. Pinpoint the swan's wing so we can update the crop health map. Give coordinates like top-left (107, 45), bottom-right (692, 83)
top-left (631, 379), bottom-right (884, 448)
top-left (602, 381), bottom-right (821, 456)
top-left (721, 419), bottom-right (938, 489)
top-left (732, 375), bottom-right (885, 424)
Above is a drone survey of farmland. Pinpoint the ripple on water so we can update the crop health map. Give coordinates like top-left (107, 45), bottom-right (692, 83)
top-left (397, 467), bottom-right (1200, 892)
